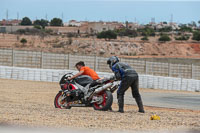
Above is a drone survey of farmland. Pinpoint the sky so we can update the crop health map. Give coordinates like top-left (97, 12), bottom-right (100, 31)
top-left (1, 0), bottom-right (200, 24)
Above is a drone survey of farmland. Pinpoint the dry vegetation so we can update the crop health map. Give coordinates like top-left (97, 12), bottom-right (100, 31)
top-left (0, 33), bottom-right (200, 58)
top-left (0, 79), bottom-right (199, 132)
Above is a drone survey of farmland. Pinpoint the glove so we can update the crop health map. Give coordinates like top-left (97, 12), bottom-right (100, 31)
top-left (67, 77), bottom-right (72, 81)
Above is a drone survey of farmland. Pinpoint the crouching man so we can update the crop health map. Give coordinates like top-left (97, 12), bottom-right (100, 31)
top-left (68, 61), bottom-right (100, 81)
top-left (107, 56), bottom-right (145, 113)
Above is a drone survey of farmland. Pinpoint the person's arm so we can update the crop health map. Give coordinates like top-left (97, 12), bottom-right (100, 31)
top-left (111, 64), bottom-right (122, 80)
top-left (68, 71), bottom-right (84, 80)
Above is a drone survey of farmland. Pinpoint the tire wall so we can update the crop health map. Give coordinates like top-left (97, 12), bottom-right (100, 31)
top-left (0, 66), bottom-right (199, 92)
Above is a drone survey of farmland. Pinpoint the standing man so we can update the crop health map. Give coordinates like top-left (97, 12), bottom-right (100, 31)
top-left (107, 56), bottom-right (145, 113)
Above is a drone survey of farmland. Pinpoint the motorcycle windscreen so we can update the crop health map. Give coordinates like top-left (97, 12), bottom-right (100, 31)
top-left (74, 75), bottom-right (93, 87)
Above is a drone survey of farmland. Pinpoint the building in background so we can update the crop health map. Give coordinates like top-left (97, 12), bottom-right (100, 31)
top-left (0, 19), bottom-right (21, 26)
top-left (87, 21), bottom-right (121, 34)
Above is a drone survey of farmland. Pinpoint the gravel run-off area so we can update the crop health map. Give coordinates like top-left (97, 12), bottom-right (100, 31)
top-left (0, 79), bottom-right (200, 132)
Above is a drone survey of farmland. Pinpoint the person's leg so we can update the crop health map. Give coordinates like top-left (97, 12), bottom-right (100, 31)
top-left (89, 80), bottom-right (98, 88)
top-left (131, 77), bottom-right (145, 113)
top-left (108, 106), bottom-right (112, 111)
top-left (117, 95), bottom-right (124, 113)
top-left (117, 78), bottom-right (132, 113)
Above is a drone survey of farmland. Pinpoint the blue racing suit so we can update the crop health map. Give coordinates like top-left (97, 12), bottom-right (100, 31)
top-left (111, 62), bottom-right (139, 96)
top-left (111, 62), bottom-right (144, 113)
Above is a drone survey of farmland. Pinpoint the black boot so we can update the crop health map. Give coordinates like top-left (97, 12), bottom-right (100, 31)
top-left (118, 95), bottom-right (124, 113)
top-left (135, 97), bottom-right (145, 113)
top-left (108, 106), bottom-right (112, 111)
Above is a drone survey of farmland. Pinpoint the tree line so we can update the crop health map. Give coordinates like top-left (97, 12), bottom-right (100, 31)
top-left (19, 17), bottom-right (200, 41)
top-left (20, 17), bottom-right (63, 28)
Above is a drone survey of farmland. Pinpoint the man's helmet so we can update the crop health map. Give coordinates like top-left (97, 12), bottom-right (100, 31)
top-left (107, 56), bottom-right (119, 67)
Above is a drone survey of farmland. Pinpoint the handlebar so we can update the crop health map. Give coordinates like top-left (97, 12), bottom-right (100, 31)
top-left (59, 72), bottom-right (74, 85)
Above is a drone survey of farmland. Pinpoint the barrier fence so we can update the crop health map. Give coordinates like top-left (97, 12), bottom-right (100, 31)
top-left (0, 66), bottom-right (199, 92)
top-left (0, 48), bottom-right (200, 80)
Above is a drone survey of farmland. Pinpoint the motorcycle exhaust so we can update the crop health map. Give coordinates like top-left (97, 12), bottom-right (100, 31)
top-left (94, 83), bottom-right (113, 94)
top-left (88, 83), bottom-right (113, 101)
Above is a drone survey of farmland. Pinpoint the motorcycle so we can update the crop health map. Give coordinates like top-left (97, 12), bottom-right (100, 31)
top-left (54, 73), bottom-right (119, 111)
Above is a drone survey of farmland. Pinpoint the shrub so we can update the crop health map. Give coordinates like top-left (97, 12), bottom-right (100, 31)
top-left (16, 28), bottom-right (39, 35)
top-left (158, 34), bottom-right (171, 42)
top-left (26, 28), bottom-right (40, 35)
top-left (138, 27), bottom-right (155, 37)
top-left (192, 31), bottom-right (200, 41)
top-left (158, 26), bottom-right (172, 32)
top-left (34, 25), bottom-right (42, 29)
top-left (44, 29), bottom-right (53, 34)
top-left (141, 36), bottom-right (149, 41)
top-left (179, 25), bottom-right (193, 32)
top-left (116, 29), bottom-right (138, 37)
top-left (97, 30), bottom-right (117, 40)
top-left (175, 35), bottom-right (189, 41)
top-left (16, 29), bottom-right (26, 34)
top-left (16, 28), bottom-right (53, 36)
top-left (67, 32), bottom-right (78, 38)
top-left (20, 38), bottom-right (27, 46)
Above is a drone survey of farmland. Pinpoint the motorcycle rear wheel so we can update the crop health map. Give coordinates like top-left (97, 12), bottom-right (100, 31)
top-left (92, 90), bottom-right (113, 111)
top-left (54, 92), bottom-right (71, 109)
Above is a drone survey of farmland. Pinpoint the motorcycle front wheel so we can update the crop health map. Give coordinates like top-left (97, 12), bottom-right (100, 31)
top-left (54, 92), bottom-right (71, 109)
top-left (92, 90), bottom-right (113, 111)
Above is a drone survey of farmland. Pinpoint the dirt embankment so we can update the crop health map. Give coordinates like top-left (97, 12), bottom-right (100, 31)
top-left (0, 79), bottom-right (199, 132)
top-left (0, 34), bottom-right (200, 58)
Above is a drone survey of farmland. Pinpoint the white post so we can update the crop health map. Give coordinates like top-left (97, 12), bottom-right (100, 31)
top-left (64, 54), bottom-right (67, 69)
top-left (68, 53), bottom-right (70, 69)
top-left (191, 63), bottom-right (194, 79)
top-left (94, 56), bottom-right (98, 71)
top-left (168, 62), bottom-right (171, 77)
top-left (40, 51), bottom-right (43, 68)
top-left (145, 60), bottom-right (148, 75)
top-left (12, 49), bottom-right (15, 66)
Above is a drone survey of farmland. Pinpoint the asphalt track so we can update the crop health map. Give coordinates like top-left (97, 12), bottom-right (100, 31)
top-left (114, 90), bottom-right (200, 111)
